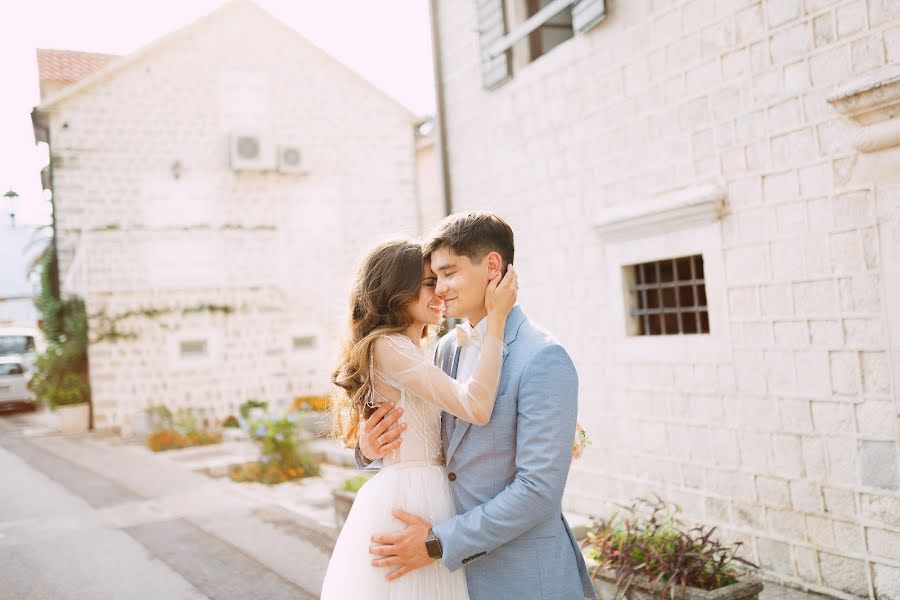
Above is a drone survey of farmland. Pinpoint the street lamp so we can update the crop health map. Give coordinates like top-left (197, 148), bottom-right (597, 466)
top-left (3, 189), bottom-right (18, 228)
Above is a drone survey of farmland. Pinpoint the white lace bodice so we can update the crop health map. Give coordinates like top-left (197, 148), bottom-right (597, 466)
top-left (369, 333), bottom-right (504, 468)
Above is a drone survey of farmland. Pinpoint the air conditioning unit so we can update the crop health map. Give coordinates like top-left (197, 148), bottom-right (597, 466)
top-left (229, 132), bottom-right (276, 171)
top-left (277, 145), bottom-right (306, 174)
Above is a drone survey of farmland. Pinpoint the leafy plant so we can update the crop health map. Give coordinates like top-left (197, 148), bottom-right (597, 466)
top-left (29, 248), bottom-right (91, 409)
top-left (147, 429), bottom-right (222, 452)
top-left (239, 399), bottom-right (268, 420)
top-left (230, 412), bottom-right (320, 485)
top-left (145, 404), bottom-right (174, 431)
top-left (341, 475), bottom-right (369, 494)
top-left (144, 405), bottom-right (221, 452)
top-left (581, 494), bottom-right (758, 599)
top-left (222, 415), bottom-right (240, 428)
top-left (173, 409), bottom-right (200, 435)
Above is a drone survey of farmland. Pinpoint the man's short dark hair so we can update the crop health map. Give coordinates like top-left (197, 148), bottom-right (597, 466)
top-left (424, 211), bottom-right (514, 268)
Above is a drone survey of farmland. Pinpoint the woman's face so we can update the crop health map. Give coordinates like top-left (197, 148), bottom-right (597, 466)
top-left (406, 260), bottom-right (445, 326)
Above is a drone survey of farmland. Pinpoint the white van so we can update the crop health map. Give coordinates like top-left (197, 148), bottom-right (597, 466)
top-left (0, 326), bottom-right (45, 371)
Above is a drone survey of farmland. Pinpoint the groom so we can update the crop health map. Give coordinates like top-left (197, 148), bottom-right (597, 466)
top-left (358, 211), bottom-right (596, 599)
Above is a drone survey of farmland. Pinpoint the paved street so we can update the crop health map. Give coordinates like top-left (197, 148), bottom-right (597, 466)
top-left (0, 414), bottom-right (336, 600)
top-left (0, 412), bottom-right (836, 600)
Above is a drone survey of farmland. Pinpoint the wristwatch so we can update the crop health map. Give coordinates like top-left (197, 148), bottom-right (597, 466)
top-left (425, 528), bottom-right (443, 559)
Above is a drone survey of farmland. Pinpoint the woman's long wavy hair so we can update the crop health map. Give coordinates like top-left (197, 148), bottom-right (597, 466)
top-left (332, 239), bottom-right (427, 446)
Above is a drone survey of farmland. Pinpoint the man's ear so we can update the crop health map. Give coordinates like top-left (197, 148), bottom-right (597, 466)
top-left (485, 252), bottom-right (503, 278)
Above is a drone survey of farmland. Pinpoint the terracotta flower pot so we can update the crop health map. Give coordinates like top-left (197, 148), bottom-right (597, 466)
top-left (57, 402), bottom-right (89, 435)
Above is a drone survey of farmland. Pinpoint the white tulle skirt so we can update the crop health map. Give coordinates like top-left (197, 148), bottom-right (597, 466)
top-left (320, 463), bottom-right (469, 600)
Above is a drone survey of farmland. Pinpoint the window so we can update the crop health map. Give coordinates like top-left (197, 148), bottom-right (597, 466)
top-left (626, 255), bottom-right (709, 336)
top-left (597, 184), bottom-right (730, 363)
top-left (169, 330), bottom-right (218, 369)
top-left (179, 339), bottom-right (208, 358)
top-left (292, 335), bottom-right (316, 351)
top-left (524, 0), bottom-right (574, 62)
top-left (0, 336), bottom-right (32, 356)
top-left (0, 362), bottom-right (24, 376)
top-left (474, 0), bottom-right (606, 89)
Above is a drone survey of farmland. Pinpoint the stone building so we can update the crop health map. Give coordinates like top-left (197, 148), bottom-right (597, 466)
top-left (33, 0), bottom-right (424, 430)
top-left (430, 1), bottom-right (900, 597)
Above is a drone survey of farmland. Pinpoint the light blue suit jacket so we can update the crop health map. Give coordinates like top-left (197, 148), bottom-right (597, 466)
top-left (357, 306), bottom-right (595, 599)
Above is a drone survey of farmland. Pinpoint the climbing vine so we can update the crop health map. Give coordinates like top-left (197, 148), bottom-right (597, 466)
top-left (30, 247), bottom-right (91, 407)
top-left (90, 303), bottom-right (236, 343)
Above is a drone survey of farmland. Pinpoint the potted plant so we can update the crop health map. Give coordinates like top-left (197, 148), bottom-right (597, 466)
top-left (30, 352), bottom-right (91, 434)
top-left (47, 372), bottom-right (90, 434)
top-left (29, 270), bottom-right (92, 435)
top-left (333, 475), bottom-right (368, 529)
top-left (582, 495), bottom-right (762, 600)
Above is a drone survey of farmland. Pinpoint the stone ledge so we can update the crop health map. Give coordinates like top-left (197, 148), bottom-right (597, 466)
top-left (828, 66), bottom-right (900, 124)
top-left (594, 183), bottom-right (727, 240)
top-left (827, 66), bottom-right (900, 153)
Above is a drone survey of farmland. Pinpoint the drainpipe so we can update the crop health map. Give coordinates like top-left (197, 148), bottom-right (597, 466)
top-left (429, 0), bottom-right (452, 216)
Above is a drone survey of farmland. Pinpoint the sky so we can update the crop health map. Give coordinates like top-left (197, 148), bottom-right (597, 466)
top-left (0, 0), bottom-right (437, 226)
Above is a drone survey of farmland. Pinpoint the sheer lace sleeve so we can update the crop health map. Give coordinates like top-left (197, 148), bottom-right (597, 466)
top-left (372, 334), bottom-right (504, 426)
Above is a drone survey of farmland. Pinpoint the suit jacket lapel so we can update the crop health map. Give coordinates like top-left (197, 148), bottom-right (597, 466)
top-left (445, 306), bottom-right (524, 463)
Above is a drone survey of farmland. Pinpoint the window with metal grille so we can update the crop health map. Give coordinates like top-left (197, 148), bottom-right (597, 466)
top-left (626, 255), bottom-right (709, 336)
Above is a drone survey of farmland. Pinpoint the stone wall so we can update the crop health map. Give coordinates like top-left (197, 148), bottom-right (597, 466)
top-left (434, 1), bottom-right (900, 597)
top-left (44, 2), bottom-right (419, 429)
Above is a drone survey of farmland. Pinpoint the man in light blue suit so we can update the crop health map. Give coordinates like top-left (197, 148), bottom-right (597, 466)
top-left (359, 211), bottom-right (596, 599)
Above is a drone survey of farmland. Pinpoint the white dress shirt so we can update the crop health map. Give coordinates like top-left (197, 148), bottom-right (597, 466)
top-left (455, 318), bottom-right (489, 382)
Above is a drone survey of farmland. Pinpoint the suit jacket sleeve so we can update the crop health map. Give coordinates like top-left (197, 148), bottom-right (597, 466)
top-left (354, 443), bottom-right (382, 471)
top-left (432, 343), bottom-right (578, 571)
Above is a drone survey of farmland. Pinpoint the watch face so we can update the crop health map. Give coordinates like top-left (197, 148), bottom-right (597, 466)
top-left (425, 536), bottom-right (443, 559)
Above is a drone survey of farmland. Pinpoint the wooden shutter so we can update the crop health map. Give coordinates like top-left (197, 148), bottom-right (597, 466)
top-left (475, 0), bottom-right (511, 89)
top-left (572, 0), bottom-right (606, 33)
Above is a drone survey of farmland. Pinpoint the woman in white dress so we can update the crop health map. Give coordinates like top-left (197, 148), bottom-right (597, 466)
top-left (321, 239), bottom-right (517, 600)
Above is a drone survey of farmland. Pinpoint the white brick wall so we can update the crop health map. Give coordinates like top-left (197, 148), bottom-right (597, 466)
top-left (435, 0), bottom-right (900, 597)
top-left (43, 2), bottom-right (418, 429)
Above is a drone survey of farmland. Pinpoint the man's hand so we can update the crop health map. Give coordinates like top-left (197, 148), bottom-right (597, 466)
top-left (360, 402), bottom-right (406, 461)
top-left (369, 510), bottom-right (434, 580)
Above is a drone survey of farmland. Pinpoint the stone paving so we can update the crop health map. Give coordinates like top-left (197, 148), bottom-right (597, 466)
top-left (3, 409), bottom-right (846, 600)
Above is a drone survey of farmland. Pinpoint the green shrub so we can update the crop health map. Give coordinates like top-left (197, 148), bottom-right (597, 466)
top-left (342, 475), bottom-right (369, 494)
top-left (239, 399), bottom-right (268, 420)
top-left (29, 248), bottom-right (91, 409)
top-left (230, 412), bottom-right (319, 484)
top-left (145, 404), bottom-right (174, 431)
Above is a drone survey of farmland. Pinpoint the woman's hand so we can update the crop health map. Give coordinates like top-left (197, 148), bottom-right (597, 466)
top-left (485, 264), bottom-right (517, 324)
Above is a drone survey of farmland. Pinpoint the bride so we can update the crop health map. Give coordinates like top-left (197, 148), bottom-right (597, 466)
top-left (321, 238), bottom-right (517, 599)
